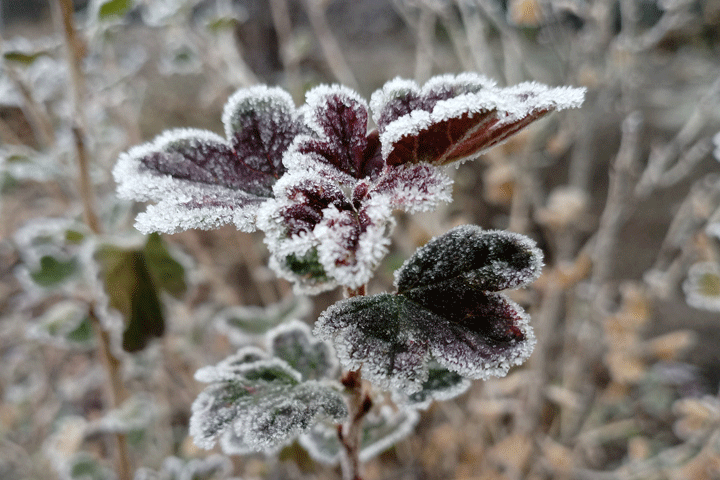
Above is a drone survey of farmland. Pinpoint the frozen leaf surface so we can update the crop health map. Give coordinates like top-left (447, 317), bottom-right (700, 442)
top-left (370, 73), bottom-right (585, 167)
top-left (267, 320), bottom-right (338, 381)
top-left (259, 86), bottom-right (452, 292)
top-left (392, 361), bottom-right (471, 410)
top-left (114, 86), bottom-right (305, 234)
top-left (315, 225), bottom-right (542, 393)
top-left (299, 405), bottom-right (419, 465)
top-left (214, 295), bottom-right (311, 344)
top-left (190, 357), bottom-right (347, 453)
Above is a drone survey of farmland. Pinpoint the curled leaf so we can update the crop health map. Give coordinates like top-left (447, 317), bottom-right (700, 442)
top-left (370, 73), bottom-right (585, 167)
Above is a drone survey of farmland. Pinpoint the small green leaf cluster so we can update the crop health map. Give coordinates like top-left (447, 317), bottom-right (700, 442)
top-left (190, 320), bottom-right (346, 454)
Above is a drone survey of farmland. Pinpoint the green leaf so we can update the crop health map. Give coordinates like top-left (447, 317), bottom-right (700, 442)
top-left (3, 51), bottom-right (46, 64)
top-left (65, 230), bottom-right (86, 244)
top-left (215, 295), bottom-right (311, 342)
top-left (68, 452), bottom-right (114, 480)
top-left (65, 317), bottom-right (93, 343)
top-left (142, 233), bottom-right (187, 298)
top-left (96, 247), bottom-right (163, 352)
top-left (191, 358), bottom-right (347, 454)
top-left (28, 300), bottom-right (95, 349)
top-left (95, 234), bottom-right (186, 352)
top-left (395, 225), bottom-right (543, 294)
top-left (396, 362), bottom-right (471, 410)
top-left (97, 0), bottom-right (134, 19)
top-left (267, 320), bottom-right (338, 381)
top-left (29, 255), bottom-right (78, 287)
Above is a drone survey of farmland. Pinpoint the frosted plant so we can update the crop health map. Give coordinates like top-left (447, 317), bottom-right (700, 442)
top-left (115, 72), bottom-right (584, 479)
top-left (314, 225), bottom-right (543, 394)
top-left (683, 261), bottom-right (720, 311)
top-left (113, 85), bottom-right (308, 234)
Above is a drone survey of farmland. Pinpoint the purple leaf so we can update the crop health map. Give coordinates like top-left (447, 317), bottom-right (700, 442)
top-left (114, 85), bottom-right (305, 234)
top-left (223, 86), bottom-right (307, 192)
top-left (370, 74), bottom-right (585, 167)
top-left (293, 85), bottom-right (382, 180)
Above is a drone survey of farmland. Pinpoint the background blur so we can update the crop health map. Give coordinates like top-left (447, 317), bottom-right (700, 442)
top-left (2, 1), bottom-right (720, 479)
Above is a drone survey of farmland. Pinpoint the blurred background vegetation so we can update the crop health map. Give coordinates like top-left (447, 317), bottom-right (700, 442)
top-left (2, 0), bottom-right (720, 479)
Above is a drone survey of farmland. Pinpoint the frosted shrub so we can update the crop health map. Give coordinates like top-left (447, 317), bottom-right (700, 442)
top-left (114, 73), bottom-right (584, 479)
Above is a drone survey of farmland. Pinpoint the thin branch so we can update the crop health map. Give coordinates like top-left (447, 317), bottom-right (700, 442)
top-left (589, 111), bottom-right (643, 288)
top-left (302, 0), bottom-right (359, 91)
top-left (89, 306), bottom-right (131, 480)
top-left (338, 285), bottom-right (370, 480)
top-left (414, 3), bottom-right (435, 83)
top-left (269, 0), bottom-right (303, 101)
top-left (456, 0), bottom-right (500, 79)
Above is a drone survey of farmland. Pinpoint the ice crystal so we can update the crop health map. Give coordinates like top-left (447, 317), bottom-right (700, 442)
top-left (315, 225), bottom-right (541, 394)
top-left (299, 405), bottom-right (419, 465)
top-left (113, 86), bottom-right (305, 234)
top-left (683, 261), bottom-right (720, 311)
top-left (190, 356), bottom-right (347, 453)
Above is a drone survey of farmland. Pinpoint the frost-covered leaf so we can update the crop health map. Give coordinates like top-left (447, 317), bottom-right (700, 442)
top-left (370, 73), bottom-right (585, 167)
top-left (394, 225), bottom-right (543, 293)
top-left (13, 218), bottom-right (89, 292)
top-left (299, 405), bottom-right (419, 465)
top-left (214, 295), bottom-right (312, 344)
top-left (288, 85), bottom-right (382, 181)
top-left (114, 86), bottom-right (304, 234)
top-left (259, 171), bottom-right (396, 293)
top-left (315, 225), bottom-right (541, 394)
top-left (190, 358), bottom-right (347, 453)
top-left (683, 262), bottom-right (720, 311)
top-left (27, 300), bottom-right (94, 350)
top-left (370, 163), bottom-right (453, 214)
top-left (392, 361), bottom-right (471, 410)
top-left (266, 320), bottom-right (338, 381)
top-left (93, 394), bottom-right (155, 434)
top-left (95, 233), bottom-right (186, 352)
top-left (30, 255), bottom-right (79, 287)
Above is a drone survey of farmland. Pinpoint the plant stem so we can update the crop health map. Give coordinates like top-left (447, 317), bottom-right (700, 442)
top-left (54, 3), bottom-right (130, 479)
top-left (89, 306), bottom-right (131, 480)
top-left (338, 285), bottom-right (371, 480)
top-left (339, 369), bottom-right (371, 480)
